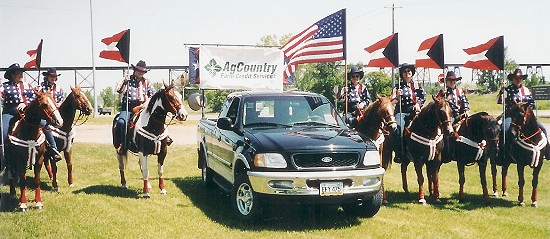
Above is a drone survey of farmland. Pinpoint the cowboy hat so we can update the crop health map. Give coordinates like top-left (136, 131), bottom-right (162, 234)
top-left (399, 63), bottom-right (416, 78)
top-left (507, 68), bottom-right (528, 80)
top-left (3, 63), bottom-right (26, 80)
top-left (445, 71), bottom-right (462, 81)
top-left (42, 67), bottom-right (61, 77)
top-left (132, 60), bottom-right (150, 72)
top-left (347, 66), bottom-right (364, 80)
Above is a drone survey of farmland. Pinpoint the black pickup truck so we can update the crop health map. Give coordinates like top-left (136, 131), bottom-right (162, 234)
top-left (196, 91), bottom-right (384, 221)
top-left (97, 106), bottom-right (112, 115)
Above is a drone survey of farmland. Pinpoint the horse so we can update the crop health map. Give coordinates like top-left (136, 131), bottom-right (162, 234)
top-left (404, 95), bottom-right (454, 204)
top-left (43, 86), bottom-right (93, 190)
top-left (113, 82), bottom-right (188, 198)
top-left (5, 90), bottom-right (64, 211)
top-left (353, 96), bottom-right (397, 204)
top-left (502, 103), bottom-right (547, 207)
top-left (451, 112), bottom-right (500, 203)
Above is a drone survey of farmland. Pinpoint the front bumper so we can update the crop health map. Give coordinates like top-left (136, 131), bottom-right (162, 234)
top-left (247, 167), bottom-right (384, 196)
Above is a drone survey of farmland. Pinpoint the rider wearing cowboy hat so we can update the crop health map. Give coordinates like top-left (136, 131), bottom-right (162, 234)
top-left (39, 67), bottom-right (64, 161)
top-left (497, 68), bottom-right (550, 161)
top-left (115, 60), bottom-right (156, 153)
top-left (339, 66), bottom-right (371, 127)
top-left (437, 71), bottom-right (470, 121)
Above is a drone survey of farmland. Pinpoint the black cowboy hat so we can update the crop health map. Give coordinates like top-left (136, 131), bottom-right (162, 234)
top-left (347, 66), bottom-right (364, 80)
top-left (42, 67), bottom-right (61, 77)
top-left (507, 68), bottom-right (528, 80)
top-left (445, 71), bottom-right (462, 81)
top-left (399, 63), bottom-right (416, 78)
top-left (3, 63), bottom-right (26, 80)
top-left (132, 60), bottom-right (150, 72)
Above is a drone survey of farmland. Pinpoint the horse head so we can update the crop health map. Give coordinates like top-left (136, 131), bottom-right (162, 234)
top-left (509, 102), bottom-right (538, 141)
top-left (70, 86), bottom-right (93, 116)
top-left (33, 89), bottom-right (63, 128)
top-left (432, 94), bottom-right (454, 135)
top-left (377, 96), bottom-right (397, 134)
top-left (162, 81), bottom-right (188, 121)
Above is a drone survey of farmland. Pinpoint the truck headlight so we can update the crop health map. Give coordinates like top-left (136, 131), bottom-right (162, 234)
top-left (254, 153), bottom-right (287, 168)
top-left (363, 150), bottom-right (381, 166)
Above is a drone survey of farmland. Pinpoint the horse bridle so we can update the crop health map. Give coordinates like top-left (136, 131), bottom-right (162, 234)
top-left (510, 110), bottom-right (542, 145)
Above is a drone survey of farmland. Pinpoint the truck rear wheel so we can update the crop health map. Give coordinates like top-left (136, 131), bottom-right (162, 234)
top-left (342, 189), bottom-right (382, 218)
top-left (231, 174), bottom-right (261, 221)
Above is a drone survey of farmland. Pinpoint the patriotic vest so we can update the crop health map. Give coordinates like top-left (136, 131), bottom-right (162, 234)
top-left (0, 81), bottom-right (37, 108)
top-left (41, 81), bottom-right (64, 104)
top-left (121, 75), bottom-right (155, 108)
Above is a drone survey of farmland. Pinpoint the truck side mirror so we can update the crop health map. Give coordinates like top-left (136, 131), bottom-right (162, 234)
top-left (217, 117), bottom-right (234, 131)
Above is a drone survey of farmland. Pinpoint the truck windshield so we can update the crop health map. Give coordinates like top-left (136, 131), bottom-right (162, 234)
top-left (242, 95), bottom-right (346, 128)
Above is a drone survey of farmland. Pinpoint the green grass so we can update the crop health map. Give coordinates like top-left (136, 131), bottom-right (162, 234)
top-left (1, 143), bottom-right (549, 238)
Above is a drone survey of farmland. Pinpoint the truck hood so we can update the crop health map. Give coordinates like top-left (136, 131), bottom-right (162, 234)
top-left (244, 127), bottom-right (366, 151)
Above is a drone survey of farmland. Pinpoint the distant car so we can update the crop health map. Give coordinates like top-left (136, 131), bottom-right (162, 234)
top-left (196, 91), bottom-right (385, 222)
top-left (98, 106), bottom-right (112, 115)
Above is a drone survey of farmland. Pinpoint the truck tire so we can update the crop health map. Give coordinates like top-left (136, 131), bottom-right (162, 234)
top-left (231, 174), bottom-right (261, 221)
top-left (200, 153), bottom-right (214, 188)
top-left (342, 189), bottom-right (382, 218)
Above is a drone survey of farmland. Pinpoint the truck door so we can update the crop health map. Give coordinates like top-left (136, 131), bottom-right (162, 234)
top-left (212, 97), bottom-right (240, 182)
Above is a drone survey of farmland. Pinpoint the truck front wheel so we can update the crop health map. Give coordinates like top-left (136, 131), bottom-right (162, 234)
top-left (342, 189), bottom-right (383, 218)
top-left (232, 174), bottom-right (261, 221)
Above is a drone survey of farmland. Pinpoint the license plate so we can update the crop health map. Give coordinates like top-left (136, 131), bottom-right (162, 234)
top-left (319, 182), bottom-right (343, 196)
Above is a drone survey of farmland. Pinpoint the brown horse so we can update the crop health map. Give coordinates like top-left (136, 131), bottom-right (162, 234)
top-left (405, 96), bottom-right (453, 204)
top-left (452, 112), bottom-right (500, 203)
top-left (43, 86), bottom-right (93, 190)
top-left (354, 96), bottom-right (397, 203)
top-left (502, 103), bottom-right (547, 207)
top-left (6, 90), bottom-right (63, 211)
top-left (113, 82), bottom-right (187, 198)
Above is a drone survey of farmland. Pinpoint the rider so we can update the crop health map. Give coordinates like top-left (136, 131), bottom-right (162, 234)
top-left (437, 71), bottom-right (470, 162)
top-left (339, 66), bottom-right (371, 128)
top-left (497, 68), bottom-right (550, 160)
top-left (1, 63), bottom-right (37, 168)
top-left (114, 60), bottom-right (156, 153)
top-left (390, 63), bottom-right (426, 162)
top-left (40, 68), bottom-right (64, 162)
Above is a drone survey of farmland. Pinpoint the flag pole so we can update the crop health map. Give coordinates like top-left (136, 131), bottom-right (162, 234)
top-left (89, 0), bottom-right (98, 118)
top-left (344, 62), bottom-right (348, 124)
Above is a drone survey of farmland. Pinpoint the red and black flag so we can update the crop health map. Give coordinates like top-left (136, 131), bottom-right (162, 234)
top-left (463, 36), bottom-right (504, 71)
top-left (99, 29), bottom-right (130, 63)
top-left (364, 33), bottom-right (399, 68)
top-left (416, 34), bottom-right (444, 69)
top-left (24, 39), bottom-right (43, 68)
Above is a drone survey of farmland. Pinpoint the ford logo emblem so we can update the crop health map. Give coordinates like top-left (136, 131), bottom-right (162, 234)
top-left (321, 157), bottom-right (333, 163)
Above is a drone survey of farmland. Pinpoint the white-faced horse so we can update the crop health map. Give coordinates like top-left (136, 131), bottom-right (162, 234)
top-left (113, 82), bottom-right (187, 197)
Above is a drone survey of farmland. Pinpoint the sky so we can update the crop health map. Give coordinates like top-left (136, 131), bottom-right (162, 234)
top-left (1, 0), bottom-right (549, 93)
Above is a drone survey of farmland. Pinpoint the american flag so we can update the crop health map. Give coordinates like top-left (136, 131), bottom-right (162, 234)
top-left (280, 9), bottom-right (346, 84)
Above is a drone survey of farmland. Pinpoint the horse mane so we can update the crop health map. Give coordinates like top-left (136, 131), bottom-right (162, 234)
top-left (146, 89), bottom-right (164, 113)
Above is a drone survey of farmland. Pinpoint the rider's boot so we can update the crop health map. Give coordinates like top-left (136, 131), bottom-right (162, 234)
top-left (46, 142), bottom-right (63, 162)
top-left (167, 136), bottom-right (173, 146)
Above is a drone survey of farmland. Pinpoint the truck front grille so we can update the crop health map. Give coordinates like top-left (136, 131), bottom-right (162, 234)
top-left (292, 152), bottom-right (360, 169)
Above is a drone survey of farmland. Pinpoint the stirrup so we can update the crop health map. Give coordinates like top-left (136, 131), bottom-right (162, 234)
top-left (51, 147), bottom-right (63, 162)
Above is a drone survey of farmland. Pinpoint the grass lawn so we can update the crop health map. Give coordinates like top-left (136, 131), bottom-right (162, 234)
top-left (1, 143), bottom-right (549, 238)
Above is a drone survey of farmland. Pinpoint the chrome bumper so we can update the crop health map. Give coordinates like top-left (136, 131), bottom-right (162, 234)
top-left (247, 168), bottom-right (385, 196)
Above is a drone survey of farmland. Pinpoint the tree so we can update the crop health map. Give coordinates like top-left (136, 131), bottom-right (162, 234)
top-left (100, 86), bottom-right (115, 107)
top-left (257, 34), bottom-right (292, 47)
top-left (365, 71), bottom-right (392, 98)
top-left (295, 62), bottom-right (344, 104)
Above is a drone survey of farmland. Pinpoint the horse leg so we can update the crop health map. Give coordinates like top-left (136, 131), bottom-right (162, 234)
top-left (428, 160), bottom-right (441, 203)
top-left (457, 163), bottom-right (466, 202)
top-left (64, 150), bottom-right (74, 187)
top-left (138, 152), bottom-right (150, 198)
top-left (117, 153), bottom-right (128, 188)
top-left (18, 168), bottom-right (28, 211)
top-left (9, 169), bottom-right (17, 196)
top-left (51, 159), bottom-right (59, 191)
top-left (517, 164), bottom-right (525, 206)
top-left (413, 161), bottom-right (426, 204)
top-left (401, 161), bottom-right (409, 193)
top-left (478, 162), bottom-right (490, 204)
top-left (491, 162), bottom-right (499, 197)
top-left (34, 160), bottom-right (44, 209)
top-left (44, 157), bottom-right (53, 180)
top-left (531, 163), bottom-right (542, 208)
top-left (502, 163), bottom-right (510, 197)
top-left (158, 151), bottom-right (167, 194)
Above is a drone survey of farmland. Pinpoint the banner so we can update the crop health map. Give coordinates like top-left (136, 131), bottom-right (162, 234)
top-left (199, 46), bottom-right (284, 90)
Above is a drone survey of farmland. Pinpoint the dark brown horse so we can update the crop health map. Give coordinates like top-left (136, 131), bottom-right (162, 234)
top-left (405, 96), bottom-right (453, 204)
top-left (6, 90), bottom-right (63, 211)
top-left (452, 112), bottom-right (500, 203)
top-left (113, 82), bottom-right (187, 198)
top-left (43, 86), bottom-right (92, 190)
top-left (354, 96), bottom-right (397, 203)
top-left (502, 103), bottom-right (547, 207)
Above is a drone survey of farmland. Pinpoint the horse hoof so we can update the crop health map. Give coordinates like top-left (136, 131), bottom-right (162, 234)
top-left (502, 192), bottom-right (509, 197)
top-left (518, 201), bottom-right (525, 207)
top-left (20, 203), bottom-right (28, 212)
top-left (418, 198), bottom-right (427, 205)
top-left (36, 202), bottom-right (43, 209)
top-left (143, 193), bottom-right (151, 198)
top-left (69, 184), bottom-right (75, 188)
top-left (53, 187), bottom-right (59, 192)
top-left (121, 184), bottom-right (128, 189)
top-left (491, 192), bottom-right (499, 198)
top-left (382, 199), bottom-right (389, 205)
top-left (160, 189), bottom-right (167, 195)
top-left (532, 201), bottom-right (538, 208)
